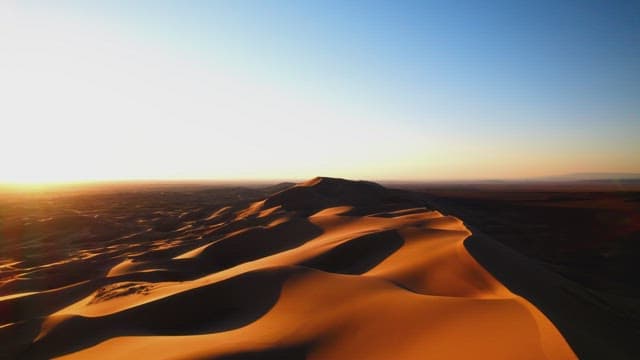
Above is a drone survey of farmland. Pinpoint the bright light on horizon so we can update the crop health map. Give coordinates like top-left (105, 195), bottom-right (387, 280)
top-left (1, 2), bottom-right (638, 185)
top-left (0, 6), bottom-right (423, 184)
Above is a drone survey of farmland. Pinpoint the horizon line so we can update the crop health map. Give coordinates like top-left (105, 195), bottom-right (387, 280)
top-left (2, 172), bottom-right (640, 190)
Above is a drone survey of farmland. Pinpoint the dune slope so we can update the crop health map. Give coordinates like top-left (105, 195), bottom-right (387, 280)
top-left (2, 177), bottom-right (576, 359)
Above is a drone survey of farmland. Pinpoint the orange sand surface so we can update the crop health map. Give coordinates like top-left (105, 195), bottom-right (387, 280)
top-left (1, 178), bottom-right (576, 359)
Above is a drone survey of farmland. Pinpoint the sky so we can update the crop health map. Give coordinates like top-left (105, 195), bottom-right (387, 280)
top-left (1, 0), bottom-right (639, 183)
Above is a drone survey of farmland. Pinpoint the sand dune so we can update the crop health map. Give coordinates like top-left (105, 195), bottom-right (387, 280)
top-left (1, 177), bottom-right (576, 359)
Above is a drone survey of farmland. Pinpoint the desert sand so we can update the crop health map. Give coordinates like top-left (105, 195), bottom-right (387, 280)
top-left (1, 177), bottom-right (576, 359)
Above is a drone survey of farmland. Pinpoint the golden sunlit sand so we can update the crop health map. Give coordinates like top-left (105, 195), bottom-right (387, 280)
top-left (2, 2), bottom-right (638, 358)
top-left (0, 178), bottom-right (576, 359)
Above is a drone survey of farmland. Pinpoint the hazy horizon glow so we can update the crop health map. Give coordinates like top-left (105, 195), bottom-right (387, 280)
top-left (2, 1), bottom-right (639, 184)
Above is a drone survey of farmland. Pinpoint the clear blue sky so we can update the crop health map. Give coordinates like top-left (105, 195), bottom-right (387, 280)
top-left (2, 1), bottom-right (638, 182)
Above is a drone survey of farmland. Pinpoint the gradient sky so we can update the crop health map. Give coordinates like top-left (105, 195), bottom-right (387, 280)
top-left (1, 1), bottom-right (639, 183)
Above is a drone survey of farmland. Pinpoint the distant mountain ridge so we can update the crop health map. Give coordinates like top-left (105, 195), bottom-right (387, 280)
top-left (533, 173), bottom-right (640, 181)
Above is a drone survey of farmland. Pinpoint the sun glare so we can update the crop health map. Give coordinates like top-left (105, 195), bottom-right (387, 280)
top-left (1, 3), bottom-right (637, 185)
top-left (1, 6), bottom-right (433, 185)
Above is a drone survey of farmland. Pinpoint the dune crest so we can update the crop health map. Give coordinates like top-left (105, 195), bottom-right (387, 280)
top-left (2, 178), bottom-right (576, 359)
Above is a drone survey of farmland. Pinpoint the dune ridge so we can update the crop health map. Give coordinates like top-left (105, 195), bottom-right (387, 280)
top-left (1, 177), bottom-right (576, 359)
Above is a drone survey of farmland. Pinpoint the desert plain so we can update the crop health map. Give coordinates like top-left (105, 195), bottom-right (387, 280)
top-left (1, 177), bottom-right (639, 359)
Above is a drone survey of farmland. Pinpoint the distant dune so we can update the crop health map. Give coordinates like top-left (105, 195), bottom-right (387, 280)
top-left (1, 177), bottom-right (576, 359)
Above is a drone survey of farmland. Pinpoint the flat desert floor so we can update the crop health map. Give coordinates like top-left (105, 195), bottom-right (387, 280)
top-left (1, 177), bottom-right (629, 359)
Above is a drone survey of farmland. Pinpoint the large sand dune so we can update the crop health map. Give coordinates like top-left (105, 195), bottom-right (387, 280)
top-left (1, 178), bottom-right (576, 359)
